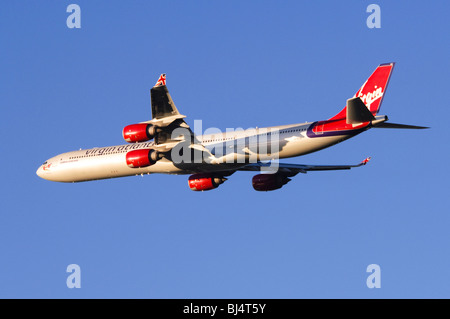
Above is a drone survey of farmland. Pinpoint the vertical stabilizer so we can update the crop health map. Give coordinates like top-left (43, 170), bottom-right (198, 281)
top-left (329, 62), bottom-right (395, 121)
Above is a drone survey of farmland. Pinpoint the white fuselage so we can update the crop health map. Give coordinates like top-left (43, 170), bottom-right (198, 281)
top-left (36, 121), bottom-right (357, 182)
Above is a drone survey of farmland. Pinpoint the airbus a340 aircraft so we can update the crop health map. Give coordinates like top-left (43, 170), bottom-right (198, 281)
top-left (37, 63), bottom-right (427, 191)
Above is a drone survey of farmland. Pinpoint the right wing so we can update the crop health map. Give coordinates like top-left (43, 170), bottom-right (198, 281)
top-left (238, 157), bottom-right (372, 176)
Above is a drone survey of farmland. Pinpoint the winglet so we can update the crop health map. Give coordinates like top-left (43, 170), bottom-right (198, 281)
top-left (154, 74), bottom-right (166, 87)
top-left (360, 157), bottom-right (371, 165)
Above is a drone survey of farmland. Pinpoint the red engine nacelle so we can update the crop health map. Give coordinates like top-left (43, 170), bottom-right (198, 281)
top-left (126, 149), bottom-right (158, 168)
top-left (122, 124), bottom-right (158, 143)
top-left (252, 173), bottom-right (291, 191)
top-left (188, 173), bottom-right (227, 191)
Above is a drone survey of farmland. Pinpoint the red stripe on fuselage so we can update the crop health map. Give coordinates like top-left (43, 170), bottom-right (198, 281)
top-left (312, 119), bottom-right (370, 135)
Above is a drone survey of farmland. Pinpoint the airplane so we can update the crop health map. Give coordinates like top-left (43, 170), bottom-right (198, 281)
top-left (36, 62), bottom-right (428, 191)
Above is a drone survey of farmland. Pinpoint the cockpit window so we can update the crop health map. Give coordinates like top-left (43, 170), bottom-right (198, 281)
top-left (43, 161), bottom-right (48, 165)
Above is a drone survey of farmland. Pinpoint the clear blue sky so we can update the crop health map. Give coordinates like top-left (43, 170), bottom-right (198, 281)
top-left (1, 1), bottom-right (448, 298)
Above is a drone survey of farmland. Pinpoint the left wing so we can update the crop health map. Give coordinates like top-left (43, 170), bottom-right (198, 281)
top-left (141, 74), bottom-right (197, 149)
top-left (149, 74), bottom-right (188, 127)
top-left (238, 157), bottom-right (371, 176)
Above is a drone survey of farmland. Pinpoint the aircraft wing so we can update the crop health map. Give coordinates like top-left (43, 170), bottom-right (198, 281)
top-left (141, 74), bottom-right (197, 146)
top-left (238, 157), bottom-right (371, 176)
top-left (148, 74), bottom-right (189, 127)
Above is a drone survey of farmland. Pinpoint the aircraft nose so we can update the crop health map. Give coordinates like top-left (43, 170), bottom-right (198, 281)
top-left (36, 165), bottom-right (44, 178)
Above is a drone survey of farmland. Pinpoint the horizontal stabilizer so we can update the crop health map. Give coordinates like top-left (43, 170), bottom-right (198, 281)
top-left (346, 97), bottom-right (375, 124)
top-left (373, 122), bottom-right (429, 129)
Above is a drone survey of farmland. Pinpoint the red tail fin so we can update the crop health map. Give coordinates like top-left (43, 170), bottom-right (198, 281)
top-left (329, 63), bottom-right (395, 121)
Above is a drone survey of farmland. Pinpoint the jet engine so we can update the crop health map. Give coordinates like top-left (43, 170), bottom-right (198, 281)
top-left (188, 173), bottom-right (227, 191)
top-left (126, 149), bottom-right (159, 168)
top-left (122, 124), bottom-right (159, 143)
top-left (252, 173), bottom-right (291, 191)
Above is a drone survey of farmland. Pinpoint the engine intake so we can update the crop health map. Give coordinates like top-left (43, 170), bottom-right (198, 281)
top-left (188, 173), bottom-right (227, 191)
top-left (252, 173), bottom-right (291, 191)
top-left (126, 149), bottom-right (159, 168)
top-left (123, 124), bottom-right (158, 143)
